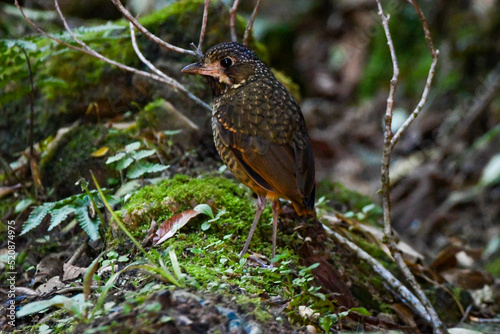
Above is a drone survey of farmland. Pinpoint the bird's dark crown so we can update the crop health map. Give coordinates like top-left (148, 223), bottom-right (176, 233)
top-left (203, 42), bottom-right (260, 64)
top-left (189, 42), bottom-right (270, 97)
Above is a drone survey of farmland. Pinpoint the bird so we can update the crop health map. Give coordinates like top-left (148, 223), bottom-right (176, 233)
top-left (182, 42), bottom-right (315, 261)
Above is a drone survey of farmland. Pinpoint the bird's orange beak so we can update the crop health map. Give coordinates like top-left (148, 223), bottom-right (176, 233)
top-left (181, 62), bottom-right (219, 76)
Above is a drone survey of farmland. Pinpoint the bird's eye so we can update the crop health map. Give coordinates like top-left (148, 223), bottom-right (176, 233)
top-left (220, 58), bottom-right (233, 69)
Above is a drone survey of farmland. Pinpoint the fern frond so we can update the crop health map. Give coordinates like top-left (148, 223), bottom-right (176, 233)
top-left (74, 206), bottom-right (100, 241)
top-left (48, 205), bottom-right (76, 231)
top-left (21, 203), bottom-right (55, 235)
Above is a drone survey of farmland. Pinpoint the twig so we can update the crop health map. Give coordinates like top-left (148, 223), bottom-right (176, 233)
top-left (20, 48), bottom-right (35, 158)
top-left (15, 0), bottom-right (210, 112)
top-left (243, 0), bottom-right (263, 46)
top-left (376, 0), bottom-right (398, 241)
top-left (230, 0), bottom-right (241, 42)
top-left (110, 0), bottom-right (197, 56)
top-left (321, 216), bottom-right (432, 324)
top-left (196, 0), bottom-right (210, 56)
top-left (390, 1), bottom-right (440, 149)
top-left (375, 0), bottom-right (447, 333)
top-left (129, 25), bottom-right (200, 130)
top-left (128, 24), bottom-right (176, 85)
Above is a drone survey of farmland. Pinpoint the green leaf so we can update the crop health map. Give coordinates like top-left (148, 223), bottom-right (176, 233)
top-left (163, 129), bottom-right (182, 136)
top-left (480, 153), bottom-right (500, 186)
top-left (116, 157), bottom-right (134, 170)
top-left (73, 22), bottom-right (125, 34)
top-left (2, 39), bottom-right (38, 51)
top-left (201, 221), bottom-right (211, 231)
top-left (15, 198), bottom-right (34, 213)
top-left (193, 204), bottom-right (214, 219)
top-left (74, 206), bottom-right (100, 240)
top-left (125, 142), bottom-right (141, 153)
top-left (17, 294), bottom-right (87, 318)
top-left (362, 203), bottom-right (376, 214)
top-left (106, 152), bottom-right (126, 164)
top-left (126, 162), bottom-right (168, 179)
top-left (47, 206), bottom-right (76, 231)
top-left (132, 149), bottom-right (156, 161)
top-left (21, 203), bottom-right (55, 235)
top-left (350, 307), bottom-right (372, 316)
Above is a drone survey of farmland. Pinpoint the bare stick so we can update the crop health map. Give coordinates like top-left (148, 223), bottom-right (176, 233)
top-left (15, 0), bottom-right (210, 112)
top-left (20, 48), bottom-right (35, 159)
top-left (376, 0), bottom-right (398, 240)
top-left (375, 0), bottom-right (447, 333)
top-left (243, 0), bottom-right (263, 46)
top-left (129, 24), bottom-right (200, 131)
top-left (110, 0), bottom-right (197, 56)
top-left (321, 216), bottom-right (432, 324)
top-left (128, 23), bottom-right (175, 85)
top-left (196, 0), bottom-right (210, 56)
top-left (390, 0), bottom-right (440, 149)
top-left (230, 0), bottom-right (241, 42)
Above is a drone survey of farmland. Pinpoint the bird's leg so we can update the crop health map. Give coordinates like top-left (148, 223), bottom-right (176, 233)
top-left (239, 196), bottom-right (266, 258)
top-left (271, 199), bottom-right (280, 264)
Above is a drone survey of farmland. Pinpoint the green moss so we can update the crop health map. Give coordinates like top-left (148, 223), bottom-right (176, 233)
top-left (316, 180), bottom-right (383, 222)
top-left (121, 175), bottom-right (315, 298)
top-left (486, 256), bottom-right (500, 277)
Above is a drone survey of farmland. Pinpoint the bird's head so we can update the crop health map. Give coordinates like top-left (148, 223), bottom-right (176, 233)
top-left (182, 42), bottom-right (266, 96)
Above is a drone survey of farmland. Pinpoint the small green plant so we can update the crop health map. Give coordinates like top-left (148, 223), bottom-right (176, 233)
top-left (344, 203), bottom-right (379, 221)
top-left (318, 307), bottom-right (371, 333)
top-left (16, 293), bottom-right (91, 321)
top-left (106, 141), bottom-right (168, 181)
top-left (100, 251), bottom-right (129, 274)
top-left (21, 179), bottom-right (117, 240)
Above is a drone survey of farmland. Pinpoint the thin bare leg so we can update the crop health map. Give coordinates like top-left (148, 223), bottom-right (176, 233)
top-left (239, 196), bottom-right (266, 257)
top-left (270, 199), bottom-right (280, 263)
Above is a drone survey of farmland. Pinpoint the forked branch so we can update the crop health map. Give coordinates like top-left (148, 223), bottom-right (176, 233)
top-left (110, 0), bottom-right (198, 57)
top-left (230, 0), bottom-right (263, 45)
top-left (230, 0), bottom-right (241, 42)
top-left (15, 0), bottom-right (211, 112)
top-left (243, 0), bottom-right (262, 46)
top-left (375, 0), bottom-right (445, 333)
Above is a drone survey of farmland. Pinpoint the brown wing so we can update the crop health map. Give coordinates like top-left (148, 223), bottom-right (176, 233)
top-left (216, 119), bottom-right (315, 214)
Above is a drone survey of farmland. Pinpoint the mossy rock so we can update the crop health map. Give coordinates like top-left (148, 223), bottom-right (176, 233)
top-left (40, 123), bottom-right (134, 197)
top-left (121, 174), bottom-right (313, 297)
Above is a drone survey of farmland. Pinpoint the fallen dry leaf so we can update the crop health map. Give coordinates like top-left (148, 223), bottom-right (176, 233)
top-left (36, 276), bottom-right (65, 294)
top-left (153, 209), bottom-right (202, 245)
top-left (62, 262), bottom-right (87, 281)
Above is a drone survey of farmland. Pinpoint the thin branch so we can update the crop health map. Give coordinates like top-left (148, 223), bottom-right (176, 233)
top-left (411, 0), bottom-right (437, 58)
top-left (129, 24), bottom-right (200, 131)
top-left (243, 0), bottom-right (263, 46)
top-left (375, 0), bottom-right (447, 333)
top-left (128, 23), bottom-right (176, 85)
top-left (15, 0), bottom-right (210, 112)
top-left (376, 0), bottom-right (399, 240)
top-left (230, 0), bottom-right (241, 42)
top-left (196, 0), bottom-right (210, 56)
top-left (321, 216), bottom-right (432, 324)
top-left (20, 48), bottom-right (35, 158)
top-left (110, 0), bottom-right (197, 57)
top-left (390, 0), bottom-right (440, 149)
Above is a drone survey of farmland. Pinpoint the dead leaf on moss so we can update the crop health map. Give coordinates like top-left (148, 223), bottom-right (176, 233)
top-left (153, 210), bottom-right (202, 245)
